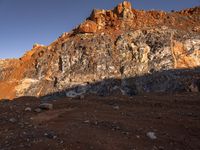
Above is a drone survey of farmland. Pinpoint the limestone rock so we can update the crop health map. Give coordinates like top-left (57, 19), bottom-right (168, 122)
top-left (15, 78), bottom-right (39, 97)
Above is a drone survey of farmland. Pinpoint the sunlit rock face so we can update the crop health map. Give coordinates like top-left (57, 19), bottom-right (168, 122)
top-left (0, 1), bottom-right (200, 99)
top-left (78, 20), bottom-right (98, 33)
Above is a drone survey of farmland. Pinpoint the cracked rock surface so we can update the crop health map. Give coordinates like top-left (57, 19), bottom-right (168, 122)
top-left (0, 2), bottom-right (200, 99)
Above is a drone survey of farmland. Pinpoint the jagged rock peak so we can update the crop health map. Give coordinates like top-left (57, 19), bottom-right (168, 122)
top-left (77, 1), bottom-right (134, 33)
top-left (114, 0), bottom-right (133, 18)
top-left (90, 0), bottom-right (133, 21)
top-left (76, 1), bottom-right (200, 34)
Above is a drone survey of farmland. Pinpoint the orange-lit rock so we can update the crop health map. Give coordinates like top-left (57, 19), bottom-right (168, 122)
top-left (173, 40), bottom-right (200, 68)
top-left (114, 1), bottom-right (133, 19)
top-left (90, 9), bottom-right (107, 30)
top-left (78, 20), bottom-right (98, 33)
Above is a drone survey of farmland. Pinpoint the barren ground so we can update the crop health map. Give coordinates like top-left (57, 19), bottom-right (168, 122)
top-left (0, 93), bottom-right (200, 150)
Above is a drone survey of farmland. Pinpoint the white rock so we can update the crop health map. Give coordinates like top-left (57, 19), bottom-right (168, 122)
top-left (9, 118), bottom-right (17, 123)
top-left (113, 105), bottom-right (120, 110)
top-left (39, 103), bottom-right (53, 110)
top-left (65, 90), bottom-right (83, 98)
top-left (25, 107), bottom-right (32, 112)
top-left (146, 132), bottom-right (157, 140)
top-left (34, 108), bottom-right (42, 113)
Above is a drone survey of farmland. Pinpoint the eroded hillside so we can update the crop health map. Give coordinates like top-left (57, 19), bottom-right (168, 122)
top-left (0, 1), bottom-right (200, 99)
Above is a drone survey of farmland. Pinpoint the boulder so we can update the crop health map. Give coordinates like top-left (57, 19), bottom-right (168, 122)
top-left (78, 20), bottom-right (98, 33)
top-left (90, 9), bottom-right (106, 30)
top-left (39, 103), bottom-right (53, 110)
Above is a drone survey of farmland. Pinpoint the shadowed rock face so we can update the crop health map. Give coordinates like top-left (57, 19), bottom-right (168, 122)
top-left (0, 1), bottom-right (200, 99)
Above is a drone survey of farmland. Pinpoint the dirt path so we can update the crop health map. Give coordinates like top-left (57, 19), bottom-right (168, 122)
top-left (0, 93), bottom-right (200, 150)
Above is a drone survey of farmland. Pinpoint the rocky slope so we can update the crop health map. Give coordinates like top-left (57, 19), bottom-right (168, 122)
top-left (0, 1), bottom-right (200, 99)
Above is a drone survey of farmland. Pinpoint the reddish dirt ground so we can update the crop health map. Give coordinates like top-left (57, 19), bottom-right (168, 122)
top-left (0, 93), bottom-right (200, 150)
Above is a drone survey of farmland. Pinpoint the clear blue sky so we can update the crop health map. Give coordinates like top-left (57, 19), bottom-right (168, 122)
top-left (0, 0), bottom-right (199, 59)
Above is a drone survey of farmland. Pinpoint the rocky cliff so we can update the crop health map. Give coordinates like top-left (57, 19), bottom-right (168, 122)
top-left (0, 1), bottom-right (200, 99)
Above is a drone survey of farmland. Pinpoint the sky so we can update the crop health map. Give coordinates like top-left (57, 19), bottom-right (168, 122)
top-left (0, 0), bottom-right (199, 59)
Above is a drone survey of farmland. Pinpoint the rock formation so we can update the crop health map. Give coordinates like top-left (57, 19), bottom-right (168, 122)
top-left (0, 1), bottom-right (200, 99)
top-left (78, 20), bottom-right (98, 33)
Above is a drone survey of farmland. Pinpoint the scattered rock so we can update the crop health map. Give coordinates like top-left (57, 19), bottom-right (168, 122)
top-left (44, 132), bottom-right (57, 139)
top-left (34, 108), bottom-right (42, 113)
top-left (39, 103), bottom-right (53, 110)
top-left (113, 105), bottom-right (120, 110)
top-left (187, 80), bottom-right (200, 92)
top-left (146, 132), bottom-right (157, 140)
top-left (84, 120), bottom-right (90, 123)
top-left (25, 107), bottom-right (32, 112)
top-left (136, 135), bottom-right (140, 139)
top-left (9, 118), bottom-right (17, 123)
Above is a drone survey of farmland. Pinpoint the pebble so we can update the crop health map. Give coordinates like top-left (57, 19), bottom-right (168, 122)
top-left (113, 105), bottom-right (120, 110)
top-left (146, 132), bottom-right (157, 140)
top-left (9, 118), bottom-right (17, 123)
top-left (25, 107), bottom-right (32, 112)
top-left (39, 103), bottom-right (53, 110)
top-left (84, 120), bottom-right (90, 123)
top-left (44, 132), bottom-right (57, 139)
top-left (34, 108), bottom-right (42, 113)
top-left (136, 135), bottom-right (140, 139)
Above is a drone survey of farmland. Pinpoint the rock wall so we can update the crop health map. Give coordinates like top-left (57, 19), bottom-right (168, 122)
top-left (0, 1), bottom-right (200, 99)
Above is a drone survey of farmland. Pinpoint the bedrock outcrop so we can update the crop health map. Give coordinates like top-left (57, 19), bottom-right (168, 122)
top-left (0, 1), bottom-right (200, 99)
